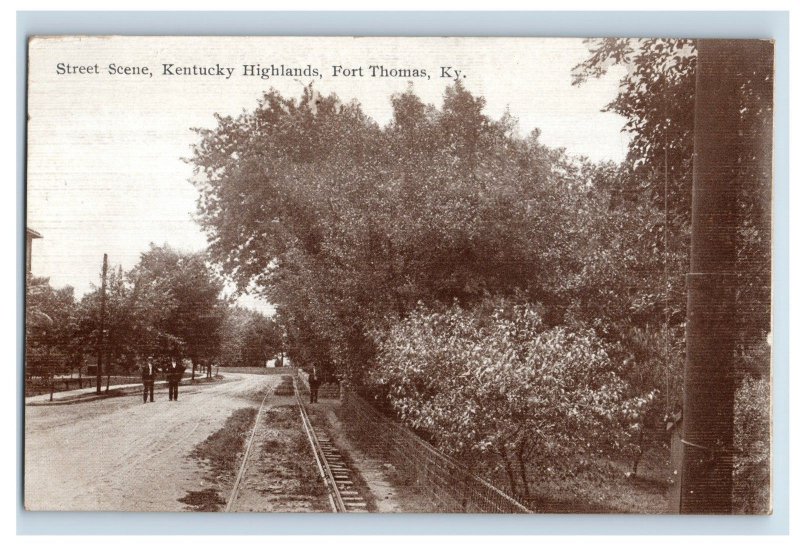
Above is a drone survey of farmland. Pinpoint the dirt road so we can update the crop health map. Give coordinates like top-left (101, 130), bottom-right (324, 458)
top-left (25, 373), bottom-right (280, 511)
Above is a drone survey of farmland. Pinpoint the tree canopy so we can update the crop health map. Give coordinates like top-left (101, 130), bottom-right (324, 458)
top-left (185, 46), bottom-right (770, 508)
top-left (190, 83), bottom-right (608, 377)
top-left (27, 245), bottom-right (236, 379)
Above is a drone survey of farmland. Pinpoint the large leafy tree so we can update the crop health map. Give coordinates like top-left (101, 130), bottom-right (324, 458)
top-left (572, 39), bottom-right (695, 343)
top-left (28, 248), bottom-right (228, 382)
top-left (572, 38), bottom-right (771, 369)
top-left (25, 276), bottom-right (79, 377)
top-left (131, 245), bottom-right (226, 377)
top-left (190, 83), bottom-right (580, 380)
top-left (76, 261), bottom-right (177, 375)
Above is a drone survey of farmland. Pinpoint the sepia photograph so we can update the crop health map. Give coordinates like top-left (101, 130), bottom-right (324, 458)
top-left (24, 36), bottom-right (773, 515)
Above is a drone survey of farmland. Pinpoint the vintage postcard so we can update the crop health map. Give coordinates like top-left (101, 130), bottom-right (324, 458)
top-left (24, 36), bottom-right (772, 514)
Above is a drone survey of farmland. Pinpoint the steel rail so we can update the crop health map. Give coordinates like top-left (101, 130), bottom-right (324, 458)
top-left (224, 388), bottom-right (271, 513)
top-left (293, 373), bottom-right (347, 513)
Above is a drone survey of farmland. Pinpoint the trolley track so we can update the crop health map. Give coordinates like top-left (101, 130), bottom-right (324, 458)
top-left (224, 387), bottom-right (271, 512)
top-left (293, 374), bottom-right (369, 512)
top-left (223, 372), bottom-right (367, 513)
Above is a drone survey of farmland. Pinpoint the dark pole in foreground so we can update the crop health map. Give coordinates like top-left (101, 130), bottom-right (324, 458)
top-left (679, 39), bottom-right (773, 513)
top-left (95, 253), bottom-right (108, 395)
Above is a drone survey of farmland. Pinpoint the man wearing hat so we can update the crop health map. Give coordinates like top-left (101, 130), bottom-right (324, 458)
top-left (166, 359), bottom-right (186, 401)
top-left (141, 357), bottom-right (158, 403)
top-left (308, 365), bottom-right (321, 404)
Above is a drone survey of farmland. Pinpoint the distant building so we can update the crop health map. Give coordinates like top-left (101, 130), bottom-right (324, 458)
top-left (26, 228), bottom-right (42, 274)
top-left (266, 356), bottom-right (289, 368)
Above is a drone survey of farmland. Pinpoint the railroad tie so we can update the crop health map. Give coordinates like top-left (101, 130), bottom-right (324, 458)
top-left (293, 375), bottom-right (370, 513)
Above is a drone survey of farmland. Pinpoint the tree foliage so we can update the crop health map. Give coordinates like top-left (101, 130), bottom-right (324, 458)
top-left (25, 275), bottom-right (79, 377)
top-left (187, 82), bottom-right (688, 487)
top-left (27, 245), bottom-right (232, 379)
top-left (190, 83), bottom-right (598, 380)
top-left (370, 301), bottom-right (653, 500)
top-left (188, 48), bottom-right (771, 508)
top-left (75, 262), bottom-right (175, 373)
top-left (219, 306), bottom-right (281, 368)
top-left (130, 245), bottom-right (226, 374)
top-left (573, 38), bottom-right (772, 510)
top-left (733, 374), bottom-right (770, 513)
top-left (572, 38), bottom-right (771, 360)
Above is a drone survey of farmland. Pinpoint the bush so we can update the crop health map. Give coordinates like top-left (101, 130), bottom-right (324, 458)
top-left (370, 301), bottom-right (651, 501)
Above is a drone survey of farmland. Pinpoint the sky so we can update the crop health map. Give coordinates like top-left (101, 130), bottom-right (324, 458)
top-left (26, 36), bottom-right (630, 315)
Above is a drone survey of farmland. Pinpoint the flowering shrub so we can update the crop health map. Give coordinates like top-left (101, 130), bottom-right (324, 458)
top-left (370, 302), bottom-right (652, 500)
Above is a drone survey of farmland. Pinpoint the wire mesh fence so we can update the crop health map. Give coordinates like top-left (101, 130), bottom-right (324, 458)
top-left (340, 389), bottom-right (531, 513)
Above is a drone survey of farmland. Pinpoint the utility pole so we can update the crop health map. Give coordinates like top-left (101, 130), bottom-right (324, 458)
top-left (679, 39), bottom-right (773, 513)
top-left (96, 254), bottom-right (108, 395)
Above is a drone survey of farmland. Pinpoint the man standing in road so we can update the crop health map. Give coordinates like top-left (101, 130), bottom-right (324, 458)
top-left (167, 359), bottom-right (186, 401)
top-left (308, 365), bottom-right (321, 404)
top-left (141, 357), bottom-right (158, 403)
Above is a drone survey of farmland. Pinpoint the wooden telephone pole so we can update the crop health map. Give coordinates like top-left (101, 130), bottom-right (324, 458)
top-left (679, 39), bottom-right (773, 513)
top-left (95, 254), bottom-right (108, 395)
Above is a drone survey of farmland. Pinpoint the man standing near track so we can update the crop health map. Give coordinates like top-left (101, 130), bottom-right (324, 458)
top-left (141, 357), bottom-right (158, 403)
top-left (308, 365), bottom-right (320, 404)
top-left (166, 358), bottom-right (186, 401)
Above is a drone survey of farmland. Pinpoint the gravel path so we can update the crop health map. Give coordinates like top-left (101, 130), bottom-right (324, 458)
top-left (25, 373), bottom-right (280, 511)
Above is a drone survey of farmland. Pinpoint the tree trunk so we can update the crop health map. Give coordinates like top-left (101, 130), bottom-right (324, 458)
top-left (47, 350), bottom-right (54, 401)
top-left (630, 427), bottom-right (645, 477)
top-left (106, 348), bottom-right (120, 393)
top-left (498, 446), bottom-right (518, 499)
top-left (105, 359), bottom-right (111, 392)
top-left (96, 254), bottom-right (108, 395)
top-left (515, 442), bottom-right (532, 501)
